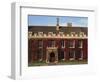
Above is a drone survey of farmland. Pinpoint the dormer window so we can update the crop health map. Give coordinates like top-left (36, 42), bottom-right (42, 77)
top-left (48, 32), bottom-right (53, 36)
top-left (48, 40), bottom-right (55, 47)
top-left (71, 32), bottom-right (75, 37)
top-left (34, 33), bottom-right (37, 37)
top-left (59, 32), bottom-right (64, 36)
top-left (38, 32), bottom-right (43, 36)
top-left (79, 32), bottom-right (84, 37)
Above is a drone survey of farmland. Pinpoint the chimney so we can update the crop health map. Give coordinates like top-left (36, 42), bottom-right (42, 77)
top-left (67, 23), bottom-right (72, 33)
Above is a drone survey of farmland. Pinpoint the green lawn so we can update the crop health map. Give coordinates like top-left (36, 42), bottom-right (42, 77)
top-left (28, 60), bottom-right (87, 66)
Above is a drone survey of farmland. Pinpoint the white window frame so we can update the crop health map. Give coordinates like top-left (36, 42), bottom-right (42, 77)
top-left (69, 50), bottom-right (75, 60)
top-left (79, 32), bottom-right (84, 37)
top-left (78, 40), bottom-right (83, 48)
top-left (61, 40), bottom-right (65, 48)
top-left (69, 40), bottom-right (75, 48)
top-left (38, 40), bottom-right (43, 48)
top-left (79, 50), bottom-right (83, 60)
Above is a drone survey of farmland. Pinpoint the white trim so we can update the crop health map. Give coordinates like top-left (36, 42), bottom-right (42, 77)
top-left (29, 35), bottom-right (88, 39)
top-left (69, 40), bottom-right (75, 48)
top-left (61, 40), bottom-right (65, 48)
top-left (79, 50), bottom-right (83, 60)
top-left (78, 40), bottom-right (83, 48)
top-left (69, 50), bottom-right (75, 61)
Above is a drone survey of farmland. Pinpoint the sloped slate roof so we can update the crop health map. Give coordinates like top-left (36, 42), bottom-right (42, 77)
top-left (28, 26), bottom-right (88, 35)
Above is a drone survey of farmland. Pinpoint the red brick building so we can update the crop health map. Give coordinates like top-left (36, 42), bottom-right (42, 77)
top-left (28, 19), bottom-right (88, 64)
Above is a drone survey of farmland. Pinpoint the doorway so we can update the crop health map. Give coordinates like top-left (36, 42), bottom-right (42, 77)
top-left (49, 52), bottom-right (55, 63)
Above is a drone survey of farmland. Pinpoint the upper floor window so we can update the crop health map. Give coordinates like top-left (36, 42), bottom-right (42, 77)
top-left (58, 50), bottom-right (65, 60)
top-left (61, 40), bottom-right (65, 48)
top-left (38, 40), bottom-right (43, 48)
top-left (48, 40), bottom-right (55, 47)
top-left (69, 40), bottom-right (75, 48)
top-left (78, 40), bottom-right (83, 48)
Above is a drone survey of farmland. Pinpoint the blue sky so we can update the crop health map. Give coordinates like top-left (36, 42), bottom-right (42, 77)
top-left (28, 15), bottom-right (88, 27)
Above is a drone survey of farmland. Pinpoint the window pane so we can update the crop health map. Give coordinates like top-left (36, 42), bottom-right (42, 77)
top-left (48, 40), bottom-right (55, 47)
top-left (38, 40), bottom-right (43, 47)
top-left (61, 40), bottom-right (65, 47)
top-left (69, 50), bottom-right (75, 58)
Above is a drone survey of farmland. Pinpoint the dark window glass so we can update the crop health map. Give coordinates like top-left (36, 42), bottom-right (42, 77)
top-left (61, 40), bottom-right (65, 47)
top-left (68, 40), bottom-right (75, 48)
top-left (58, 50), bottom-right (64, 60)
top-left (37, 49), bottom-right (43, 60)
top-left (38, 40), bottom-right (43, 48)
top-left (76, 50), bottom-right (83, 58)
top-left (78, 40), bottom-right (83, 48)
top-left (69, 50), bottom-right (75, 58)
top-left (48, 40), bottom-right (55, 47)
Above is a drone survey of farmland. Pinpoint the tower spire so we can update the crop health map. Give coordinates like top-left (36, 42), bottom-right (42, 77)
top-left (56, 17), bottom-right (60, 31)
top-left (57, 17), bottom-right (59, 26)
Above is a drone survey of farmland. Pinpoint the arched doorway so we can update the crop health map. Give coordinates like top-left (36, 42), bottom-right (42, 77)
top-left (49, 52), bottom-right (55, 63)
top-left (46, 47), bottom-right (58, 63)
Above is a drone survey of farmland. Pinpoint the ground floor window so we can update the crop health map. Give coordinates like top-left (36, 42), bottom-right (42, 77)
top-left (37, 49), bottom-right (43, 61)
top-left (69, 50), bottom-right (75, 60)
top-left (78, 50), bottom-right (83, 60)
top-left (58, 50), bottom-right (64, 61)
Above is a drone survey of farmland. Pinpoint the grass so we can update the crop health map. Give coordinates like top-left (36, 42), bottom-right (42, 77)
top-left (28, 60), bottom-right (87, 66)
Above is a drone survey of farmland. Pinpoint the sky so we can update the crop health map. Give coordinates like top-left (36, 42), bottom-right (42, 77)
top-left (28, 15), bottom-right (88, 27)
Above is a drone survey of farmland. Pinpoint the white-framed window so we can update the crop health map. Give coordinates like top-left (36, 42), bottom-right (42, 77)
top-left (69, 50), bottom-right (75, 60)
top-left (37, 49), bottom-right (43, 61)
top-left (78, 40), bottom-right (83, 48)
top-left (61, 40), bottom-right (65, 48)
top-left (78, 50), bottom-right (83, 60)
top-left (48, 40), bottom-right (55, 47)
top-left (38, 40), bottom-right (43, 48)
top-left (69, 40), bottom-right (75, 48)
